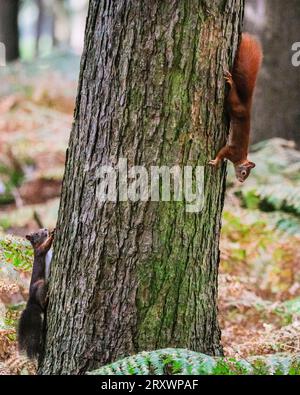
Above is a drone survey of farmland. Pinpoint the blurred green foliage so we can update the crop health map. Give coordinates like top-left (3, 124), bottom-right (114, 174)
top-left (0, 235), bottom-right (33, 272)
top-left (227, 139), bottom-right (300, 235)
top-left (88, 348), bottom-right (300, 375)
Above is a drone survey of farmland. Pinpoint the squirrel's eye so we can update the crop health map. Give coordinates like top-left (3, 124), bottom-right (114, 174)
top-left (241, 170), bottom-right (247, 176)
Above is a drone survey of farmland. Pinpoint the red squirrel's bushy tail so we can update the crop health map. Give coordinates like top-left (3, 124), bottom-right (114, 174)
top-left (18, 301), bottom-right (43, 359)
top-left (233, 33), bottom-right (263, 103)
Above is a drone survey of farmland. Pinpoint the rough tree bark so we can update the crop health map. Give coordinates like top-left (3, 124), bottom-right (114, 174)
top-left (0, 0), bottom-right (19, 62)
top-left (39, 0), bottom-right (244, 375)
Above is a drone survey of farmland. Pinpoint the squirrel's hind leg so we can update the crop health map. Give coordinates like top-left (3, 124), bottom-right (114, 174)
top-left (32, 279), bottom-right (47, 310)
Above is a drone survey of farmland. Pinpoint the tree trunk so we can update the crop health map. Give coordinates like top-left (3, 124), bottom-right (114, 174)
top-left (39, 0), bottom-right (244, 375)
top-left (0, 0), bottom-right (19, 62)
top-left (245, 0), bottom-right (300, 146)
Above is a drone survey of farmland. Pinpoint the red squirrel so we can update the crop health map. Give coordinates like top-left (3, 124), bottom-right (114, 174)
top-left (18, 228), bottom-right (55, 359)
top-left (209, 33), bottom-right (263, 182)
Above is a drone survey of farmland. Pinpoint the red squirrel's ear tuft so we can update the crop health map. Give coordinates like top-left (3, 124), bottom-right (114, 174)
top-left (247, 161), bottom-right (256, 169)
top-left (25, 234), bottom-right (32, 241)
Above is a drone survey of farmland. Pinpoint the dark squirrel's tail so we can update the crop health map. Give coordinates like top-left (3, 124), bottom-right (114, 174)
top-left (18, 302), bottom-right (43, 359)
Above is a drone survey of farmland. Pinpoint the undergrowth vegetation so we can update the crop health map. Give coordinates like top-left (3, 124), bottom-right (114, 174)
top-left (88, 349), bottom-right (300, 375)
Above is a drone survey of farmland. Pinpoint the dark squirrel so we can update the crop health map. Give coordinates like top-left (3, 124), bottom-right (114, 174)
top-left (18, 228), bottom-right (55, 359)
top-left (209, 33), bottom-right (263, 182)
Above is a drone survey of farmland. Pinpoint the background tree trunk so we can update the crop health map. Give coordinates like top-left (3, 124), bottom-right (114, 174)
top-left (0, 0), bottom-right (19, 62)
top-left (245, 0), bottom-right (300, 146)
top-left (39, 0), bottom-right (244, 375)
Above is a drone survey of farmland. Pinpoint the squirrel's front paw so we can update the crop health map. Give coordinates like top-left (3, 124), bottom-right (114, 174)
top-left (208, 159), bottom-right (219, 167)
top-left (224, 70), bottom-right (233, 86)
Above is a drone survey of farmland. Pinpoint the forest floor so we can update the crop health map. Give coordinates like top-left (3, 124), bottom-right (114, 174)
top-left (1, 55), bottom-right (300, 374)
